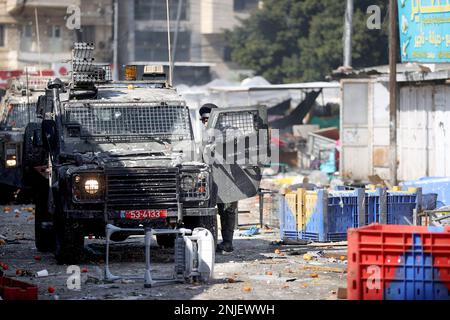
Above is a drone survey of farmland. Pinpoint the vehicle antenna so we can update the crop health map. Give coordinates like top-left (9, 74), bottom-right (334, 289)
top-left (25, 66), bottom-right (30, 122)
top-left (166, 0), bottom-right (173, 87)
top-left (34, 8), bottom-right (43, 77)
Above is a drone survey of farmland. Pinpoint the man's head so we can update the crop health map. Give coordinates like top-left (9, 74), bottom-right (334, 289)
top-left (199, 103), bottom-right (218, 125)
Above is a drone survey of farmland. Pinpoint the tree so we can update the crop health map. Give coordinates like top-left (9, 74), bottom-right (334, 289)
top-left (226, 0), bottom-right (389, 83)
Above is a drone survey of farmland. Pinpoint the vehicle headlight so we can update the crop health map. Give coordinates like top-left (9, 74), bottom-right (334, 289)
top-left (84, 179), bottom-right (100, 195)
top-left (5, 144), bottom-right (18, 168)
top-left (72, 173), bottom-right (104, 202)
top-left (6, 158), bottom-right (17, 168)
top-left (181, 175), bottom-right (196, 192)
top-left (181, 171), bottom-right (209, 200)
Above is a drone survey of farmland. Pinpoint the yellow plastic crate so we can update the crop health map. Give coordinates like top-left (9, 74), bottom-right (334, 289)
top-left (295, 189), bottom-right (318, 231)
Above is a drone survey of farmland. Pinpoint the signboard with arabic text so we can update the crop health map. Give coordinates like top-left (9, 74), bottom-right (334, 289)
top-left (398, 0), bottom-right (450, 63)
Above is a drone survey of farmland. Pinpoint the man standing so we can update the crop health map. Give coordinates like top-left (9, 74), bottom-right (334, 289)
top-left (199, 104), bottom-right (237, 253)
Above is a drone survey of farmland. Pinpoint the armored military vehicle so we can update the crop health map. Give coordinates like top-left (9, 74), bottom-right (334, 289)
top-left (26, 43), bottom-right (270, 264)
top-left (0, 76), bottom-right (47, 204)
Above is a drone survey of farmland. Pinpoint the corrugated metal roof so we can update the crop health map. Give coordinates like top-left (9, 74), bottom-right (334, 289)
top-left (208, 82), bottom-right (340, 93)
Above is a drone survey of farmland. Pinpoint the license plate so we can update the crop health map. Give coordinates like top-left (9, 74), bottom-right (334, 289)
top-left (123, 209), bottom-right (168, 220)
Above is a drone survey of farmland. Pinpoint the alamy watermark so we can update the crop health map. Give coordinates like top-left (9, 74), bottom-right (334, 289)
top-left (66, 265), bottom-right (81, 290)
top-left (65, 5), bottom-right (81, 30)
top-left (367, 5), bottom-right (382, 30)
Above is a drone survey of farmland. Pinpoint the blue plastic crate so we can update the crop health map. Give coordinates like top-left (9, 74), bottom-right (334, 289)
top-left (387, 191), bottom-right (420, 225)
top-left (326, 189), bottom-right (363, 241)
top-left (401, 177), bottom-right (450, 208)
top-left (364, 188), bottom-right (388, 224)
top-left (278, 195), bottom-right (297, 240)
top-left (299, 189), bottom-right (364, 242)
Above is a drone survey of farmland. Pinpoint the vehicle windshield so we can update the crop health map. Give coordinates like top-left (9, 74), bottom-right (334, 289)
top-left (2, 103), bottom-right (39, 129)
top-left (64, 103), bottom-right (193, 141)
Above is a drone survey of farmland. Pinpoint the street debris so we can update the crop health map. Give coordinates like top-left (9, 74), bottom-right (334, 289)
top-left (16, 269), bottom-right (34, 277)
top-left (303, 265), bottom-right (346, 274)
top-left (35, 269), bottom-right (49, 278)
top-left (303, 253), bottom-right (316, 261)
top-left (337, 287), bottom-right (347, 300)
top-left (241, 226), bottom-right (260, 237)
top-left (243, 286), bottom-right (253, 293)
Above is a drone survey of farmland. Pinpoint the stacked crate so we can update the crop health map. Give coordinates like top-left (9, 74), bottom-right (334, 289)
top-left (279, 188), bottom-right (365, 242)
top-left (279, 186), bottom-right (423, 242)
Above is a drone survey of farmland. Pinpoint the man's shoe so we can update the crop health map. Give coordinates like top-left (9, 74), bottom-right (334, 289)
top-left (216, 242), bottom-right (234, 253)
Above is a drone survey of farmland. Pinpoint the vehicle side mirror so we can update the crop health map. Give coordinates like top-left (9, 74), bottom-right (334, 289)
top-left (42, 119), bottom-right (57, 151)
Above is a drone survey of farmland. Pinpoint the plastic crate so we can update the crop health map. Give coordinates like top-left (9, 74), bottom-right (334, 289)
top-left (387, 190), bottom-right (421, 225)
top-left (280, 188), bottom-right (365, 242)
top-left (326, 189), bottom-right (364, 241)
top-left (365, 188), bottom-right (387, 225)
top-left (299, 190), bottom-right (322, 242)
top-left (0, 277), bottom-right (38, 300)
top-left (401, 177), bottom-right (450, 208)
top-left (362, 188), bottom-right (421, 226)
top-left (279, 193), bottom-right (298, 240)
top-left (347, 224), bottom-right (450, 300)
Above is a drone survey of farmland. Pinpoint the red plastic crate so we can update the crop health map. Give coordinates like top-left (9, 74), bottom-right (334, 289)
top-left (347, 224), bottom-right (450, 300)
top-left (0, 277), bottom-right (38, 300)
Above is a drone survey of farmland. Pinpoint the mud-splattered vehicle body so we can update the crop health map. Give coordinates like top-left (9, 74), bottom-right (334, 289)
top-left (27, 43), bottom-right (269, 264)
top-left (0, 77), bottom-right (47, 203)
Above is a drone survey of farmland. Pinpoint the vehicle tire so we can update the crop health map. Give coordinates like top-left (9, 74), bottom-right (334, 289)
top-left (156, 234), bottom-right (176, 248)
top-left (34, 185), bottom-right (55, 252)
top-left (23, 123), bottom-right (46, 170)
top-left (54, 215), bottom-right (85, 265)
top-left (0, 185), bottom-right (15, 205)
top-left (184, 215), bottom-right (218, 246)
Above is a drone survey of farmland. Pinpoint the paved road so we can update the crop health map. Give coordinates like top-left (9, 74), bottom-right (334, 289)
top-left (0, 204), bottom-right (346, 300)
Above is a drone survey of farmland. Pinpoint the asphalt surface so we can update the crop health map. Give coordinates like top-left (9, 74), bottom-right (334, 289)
top-left (0, 204), bottom-right (347, 300)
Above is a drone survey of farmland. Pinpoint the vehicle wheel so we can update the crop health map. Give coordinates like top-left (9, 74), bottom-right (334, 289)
top-left (55, 218), bottom-right (85, 265)
top-left (184, 215), bottom-right (218, 246)
top-left (23, 123), bottom-right (46, 169)
top-left (0, 185), bottom-right (15, 205)
top-left (34, 185), bottom-right (55, 252)
top-left (156, 234), bottom-right (176, 248)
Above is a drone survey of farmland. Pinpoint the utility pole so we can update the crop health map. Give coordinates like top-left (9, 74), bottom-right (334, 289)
top-left (343, 0), bottom-right (353, 67)
top-left (389, 0), bottom-right (398, 186)
top-left (113, 0), bottom-right (119, 81)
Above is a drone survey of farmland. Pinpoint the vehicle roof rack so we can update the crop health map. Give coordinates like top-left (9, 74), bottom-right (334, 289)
top-left (71, 42), bottom-right (112, 89)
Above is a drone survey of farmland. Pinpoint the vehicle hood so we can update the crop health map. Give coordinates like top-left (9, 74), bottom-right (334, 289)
top-left (0, 130), bottom-right (23, 144)
top-left (64, 150), bottom-right (207, 174)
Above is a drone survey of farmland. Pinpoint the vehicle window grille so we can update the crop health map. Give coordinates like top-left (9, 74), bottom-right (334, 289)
top-left (65, 104), bottom-right (192, 140)
top-left (3, 103), bottom-right (39, 128)
top-left (215, 111), bottom-right (258, 135)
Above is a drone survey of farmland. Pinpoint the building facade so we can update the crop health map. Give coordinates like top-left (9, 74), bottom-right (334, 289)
top-left (0, 0), bottom-right (113, 72)
top-left (118, 0), bottom-right (261, 83)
